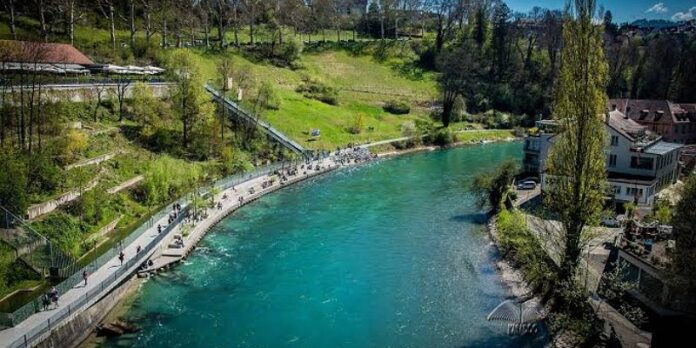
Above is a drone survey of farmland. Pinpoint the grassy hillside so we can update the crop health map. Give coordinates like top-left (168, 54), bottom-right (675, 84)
top-left (183, 46), bottom-right (438, 149)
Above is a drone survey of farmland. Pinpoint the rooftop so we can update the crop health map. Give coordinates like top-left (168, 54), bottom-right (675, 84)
top-left (644, 141), bottom-right (683, 155)
top-left (0, 40), bottom-right (94, 65)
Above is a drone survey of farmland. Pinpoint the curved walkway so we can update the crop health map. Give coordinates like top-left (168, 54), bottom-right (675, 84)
top-left (0, 153), bottom-right (357, 348)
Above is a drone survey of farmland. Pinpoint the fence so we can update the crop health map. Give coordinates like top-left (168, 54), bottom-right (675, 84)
top-left (0, 206), bottom-right (75, 278)
top-left (3, 159), bottom-right (301, 346)
top-left (205, 84), bottom-right (307, 156)
top-left (6, 209), bottom-right (187, 348)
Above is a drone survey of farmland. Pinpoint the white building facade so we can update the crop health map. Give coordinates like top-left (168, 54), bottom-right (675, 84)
top-left (524, 111), bottom-right (682, 206)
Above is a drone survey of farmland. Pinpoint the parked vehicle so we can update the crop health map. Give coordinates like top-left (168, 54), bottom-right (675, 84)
top-left (516, 181), bottom-right (537, 190)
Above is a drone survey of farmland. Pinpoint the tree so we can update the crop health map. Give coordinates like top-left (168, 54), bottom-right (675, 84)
top-left (0, 153), bottom-right (28, 217)
top-left (545, 0), bottom-right (608, 289)
top-left (471, 160), bottom-right (518, 213)
top-left (2, 0), bottom-right (17, 40)
top-left (97, 0), bottom-right (117, 50)
top-left (113, 75), bottom-right (132, 122)
top-left (168, 50), bottom-right (215, 150)
top-left (438, 39), bottom-right (483, 126)
top-left (671, 175), bottom-right (696, 300)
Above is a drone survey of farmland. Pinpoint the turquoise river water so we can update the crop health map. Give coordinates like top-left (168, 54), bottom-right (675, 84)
top-left (101, 142), bottom-right (546, 348)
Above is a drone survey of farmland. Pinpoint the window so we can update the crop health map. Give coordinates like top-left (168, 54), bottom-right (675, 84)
top-left (608, 154), bottom-right (617, 167)
top-left (610, 135), bottom-right (619, 146)
top-left (630, 156), bottom-right (654, 170)
top-left (626, 187), bottom-right (643, 197)
top-left (612, 185), bottom-right (621, 194)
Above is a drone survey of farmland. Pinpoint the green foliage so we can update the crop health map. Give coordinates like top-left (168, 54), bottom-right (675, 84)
top-left (219, 148), bottom-right (253, 176)
top-left (545, 0), bottom-right (609, 284)
top-left (56, 129), bottom-right (88, 165)
top-left (0, 152), bottom-right (28, 217)
top-left (496, 209), bottom-right (557, 295)
top-left (141, 156), bottom-right (203, 207)
top-left (256, 81), bottom-right (281, 111)
top-left (32, 213), bottom-right (84, 257)
top-left (347, 113), bottom-right (365, 135)
top-left (383, 100), bottom-right (410, 115)
top-left (128, 82), bottom-right (170, 136)
top-left (646, 199), bottom-right (672, 225)
top-left (295, 77), bottom-right (339, 106)
top-left (167, 49), bottom-right (216, 151)
top-left (671, 175), bottom-right (696, 297)
top-left (471, 160), bottom-right (519, 212)
top-left (430, 128), bottom-right (456, 146)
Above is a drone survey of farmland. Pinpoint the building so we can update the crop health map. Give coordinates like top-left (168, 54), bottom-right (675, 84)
top-left (0, 40), bottom-right (164, 76)
top-left (524, 111), bottom-right (682, 206)
top-left (610, 99), bottom-right (696, 144)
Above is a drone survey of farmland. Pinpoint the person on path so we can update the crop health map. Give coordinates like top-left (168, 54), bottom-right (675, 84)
top-left (49, 287), bottom-right (59, 308)
top-left (136, 245), bottom-right (141, 254)
top-left (157, 224), bottom-right (162, 234)
top-left (82, 269), bottom-right (88, 286)
top-left (41, 293), bottom-right (50, 311)
top-left (119, 251), bottom-right (125, 266)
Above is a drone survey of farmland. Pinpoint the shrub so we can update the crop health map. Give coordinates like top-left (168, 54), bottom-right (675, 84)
top-left (296, 77), bottom-right (339, 105)
top-left (430, 128), bottom-right (456, 146)
top-left (383, 100), bottom-right (411, 115)
top-left (347, 113), bottom-right (365, 134)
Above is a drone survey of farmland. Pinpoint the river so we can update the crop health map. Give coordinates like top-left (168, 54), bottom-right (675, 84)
top-left (100, 142), bottom-right (545, 347)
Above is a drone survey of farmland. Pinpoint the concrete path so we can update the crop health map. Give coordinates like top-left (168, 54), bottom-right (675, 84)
top-left (0, 153), bottom-right (356, 348)
top-left (0, 200), bottom-right (181, 348)
top-left (143, 157), bottom-right (339, 273)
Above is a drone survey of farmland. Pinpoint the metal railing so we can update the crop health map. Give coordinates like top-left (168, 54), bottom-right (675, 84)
top-left (7, 209), bottom-right (188, 348)
top-left (3, 160), bottom-right (300, 346)
top-left (205, 84), bottom-right (307, 156)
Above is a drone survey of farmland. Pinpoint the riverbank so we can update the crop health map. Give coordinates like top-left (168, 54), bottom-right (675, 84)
top-left (82, 140), bottom-right (524, 347)
top-left (375, 136), bottom-right (520, 158)
top-left (77, 151), bottom-right (369, 347)
top-left (486, 216), bottom-right (535, 300)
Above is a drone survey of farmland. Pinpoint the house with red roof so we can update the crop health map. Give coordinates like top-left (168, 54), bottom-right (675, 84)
top-left (610, 99), bottom-right (696, 144)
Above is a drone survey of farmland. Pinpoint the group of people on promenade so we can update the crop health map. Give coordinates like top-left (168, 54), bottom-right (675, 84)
top-left (41, 287), bottom-right (59, 311)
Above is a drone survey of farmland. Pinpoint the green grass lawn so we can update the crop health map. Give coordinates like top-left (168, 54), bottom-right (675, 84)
top-left (182, 48), bottom-right (440, 150)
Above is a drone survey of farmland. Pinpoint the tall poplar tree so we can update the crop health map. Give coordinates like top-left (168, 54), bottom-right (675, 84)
top-left (545, 0), bottom-right (608, 287)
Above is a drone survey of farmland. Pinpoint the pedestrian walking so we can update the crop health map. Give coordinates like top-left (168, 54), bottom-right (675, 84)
top-left (136, 245), bottom-right (141, 253)
top-left (157, 224), bottom-right (162, 234)
top-left (41, 293), bottom-right (50, 311)
top-left (82, 269), bottom-right (88, 286)
top-left (119, 251), bottom-right (125, 266)
top-left (49, 287), bottom-right (59, 308)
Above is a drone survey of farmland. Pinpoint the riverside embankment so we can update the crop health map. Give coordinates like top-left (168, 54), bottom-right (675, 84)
top-left (0, 149), bottom-right (370, 348)
top-left (96, 142), bottom-right (548, 348)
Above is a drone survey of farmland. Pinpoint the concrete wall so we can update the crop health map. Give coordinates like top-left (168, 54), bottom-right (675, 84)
top-left (35, 276), bottom-right (136, 348)
top-left (1, 82), bottom-right (173, 104)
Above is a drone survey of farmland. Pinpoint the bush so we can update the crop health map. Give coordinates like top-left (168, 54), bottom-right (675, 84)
top-left (430, 128), bottom-right (456, 146)
top-left (296, 77), bottom-right (339, 105)
top-left (347, 113), bottom-right (365, 134)
top-left (383, 100), bottom-right (411, 115)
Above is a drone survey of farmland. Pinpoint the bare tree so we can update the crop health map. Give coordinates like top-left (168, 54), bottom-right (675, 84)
top-left (2, 0), bottom-right (17, 40)
top-left (113, 75), bottom-right (132, 122)
top-left (97, 0), bottom-right (117, 50)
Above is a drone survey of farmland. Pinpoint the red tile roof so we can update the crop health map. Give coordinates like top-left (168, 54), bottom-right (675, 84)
top-left (0, 40), bottom-right (93, 65)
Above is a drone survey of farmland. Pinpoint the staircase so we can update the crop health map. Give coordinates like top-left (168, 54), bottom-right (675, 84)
top-left (205, 84), bottom-right (307, 156)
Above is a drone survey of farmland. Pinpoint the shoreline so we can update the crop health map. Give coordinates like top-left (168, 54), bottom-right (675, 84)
top-left (82, 138), bottom-right (524, 346)
top-left (486, 215), bottom-right (536, 300)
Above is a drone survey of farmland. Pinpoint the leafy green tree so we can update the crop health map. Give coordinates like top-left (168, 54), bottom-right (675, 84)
top-left (545, 0), bottom-right (609, 288)
top-left (167, 50), bottom-right (215, 150)
top-left (671, 175), bottom-right (696, 300)
top-left (0, 153), bottom-right (28, 218)
top-left (471, 160), bottom-right (519, 213)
